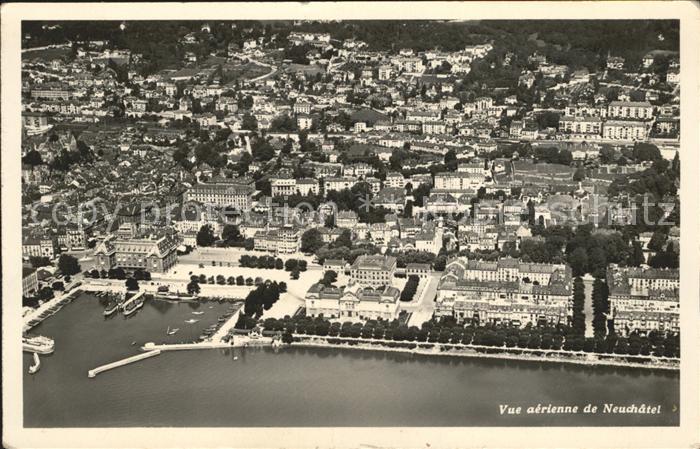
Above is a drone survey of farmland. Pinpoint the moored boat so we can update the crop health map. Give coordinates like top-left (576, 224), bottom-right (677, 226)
top-left (122, 298), bottom-right (144, 317)
top-left (23, 335), bottom-right (55, 354)
top-left (103, 302), bottom-right (120, 316)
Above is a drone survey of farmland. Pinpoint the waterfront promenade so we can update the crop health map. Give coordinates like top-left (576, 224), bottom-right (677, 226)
top-left (23, 284), bottom-right (82, 332)
top-left (289, 335), bottom-right (680, 371)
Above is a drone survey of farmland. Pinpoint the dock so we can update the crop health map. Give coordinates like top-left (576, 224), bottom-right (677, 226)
top-left (88, 349), bottom-right (161, 378)
top-left (121, 290), bottom-right (146, 310)
top-left (141, 335), bottom-right (274, 352)
top-left (23, 287), bottom-right (81, 332)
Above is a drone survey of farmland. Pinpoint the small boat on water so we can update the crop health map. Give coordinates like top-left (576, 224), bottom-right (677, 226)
top-left (166, 326), bottom-right (180, 335)
top-left (23, 335), bottom-right (55, 354)
top-left (29, 353), bottom-right (41, 374)
top-left (123, 298), bottom-right (144, 317)
top-left (103, 302), bottom-right (120, 316)
top-left (185, 319), bottom-right (199, 324)
top-left (192, 311), bottom-right (204, 315)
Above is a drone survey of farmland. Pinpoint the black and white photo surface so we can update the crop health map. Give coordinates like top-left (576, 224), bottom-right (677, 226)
top-left (3, 2), bottom-right (700, 449)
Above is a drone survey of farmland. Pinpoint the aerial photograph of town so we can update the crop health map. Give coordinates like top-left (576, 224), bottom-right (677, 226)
top-left (19, 19), bottom-right (681, 427)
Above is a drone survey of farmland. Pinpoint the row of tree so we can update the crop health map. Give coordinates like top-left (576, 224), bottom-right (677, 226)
top-left (571, 277), bottom-right (585, 337)
top-left (240, 281), bottom-right (287, 319)
top-left (238, 255), bottom-right (285, 270)
top-left (592, 278), bottom-right (610, 338)
top-left (257, 314), bottom-right (679, 358)
top-left (400, 275), bottom-right (420, 302)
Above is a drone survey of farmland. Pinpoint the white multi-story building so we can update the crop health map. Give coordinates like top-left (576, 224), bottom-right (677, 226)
top-left (435, 257), bottom-right (573, 327)
top-left (602, 120), bottom-right (649, 141)
top-left (305, 282), bottom-right (401, 321)
top-left (254, 225), bottom-right (301, 254)
top-left (434, 172), bottom-right (484, 193)
top-left (384, 172), bottom-right (407, 189)
top-left (324, 176), bottom-right (358, 192)
top-left (297, 114), bottom-right (313, 130)
top-left (607, 265), bottom-right (679, 335)
top-left (560, 116), bottom-right (603, 135)
top-left (422, 121), bottom-right (447, 135)
top-left (607, 101), bottom-right (654, 120)
top-left (184, 182), bottom-right (254, 210)
top-left (350, 255), bottom-right (397, 288)
top-left (378, 65), bottom-right (393, 80)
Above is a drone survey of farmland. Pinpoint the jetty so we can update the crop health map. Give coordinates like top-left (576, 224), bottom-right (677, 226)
top-left (121, 290), bottom-right (146, 310)
top-left (88, 349), bottom-right (161, 378)
top-left (141, 334), bottom-right (274, 352)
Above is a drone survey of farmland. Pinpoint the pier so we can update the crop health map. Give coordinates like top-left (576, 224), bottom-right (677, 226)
top-left (88, 349), bottom-right (161, 378)
top-left (141, 335), bottom-right (274, 352)
top-left (121, 290), bottom-right (146, 310)
top-left (23, 287), bottom-right (81, 332)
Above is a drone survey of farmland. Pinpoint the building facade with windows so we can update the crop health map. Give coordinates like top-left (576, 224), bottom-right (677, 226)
top-left (23, 267), bottom-right (39, 297)
top-left (607, 265), bottom-right (679, 335)
top-left (435, 257), bottom-right (573, 327)
top-left (93, 234), bottom-right (180, 273)
top-left (184, 182), bottom-right (254, 210)
top-left (305, 282), bottom-right (401, 321)
top-left (350, 255), bottom-right (397, 288)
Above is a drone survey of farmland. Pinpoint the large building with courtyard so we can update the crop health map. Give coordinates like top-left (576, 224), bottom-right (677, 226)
top-left (305, 282), bottom-right (401, 321)
top-left (435, 257), bottom-right (573, 327)
top-left (94, 233), bottom-right (180, 273)
top-left (350, 255), bottom-right (397, 288)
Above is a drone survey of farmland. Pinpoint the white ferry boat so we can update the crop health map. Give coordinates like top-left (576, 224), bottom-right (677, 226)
top-left (23, 335), bottom-right (55, 354)
top-left (123, 298), bottom-right (144, 317)
top-left (103, 302), bottom-right (120, 316)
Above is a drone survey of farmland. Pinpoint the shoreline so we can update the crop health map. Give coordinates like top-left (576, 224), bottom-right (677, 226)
top-left (27, 289), bottom-right (679, 372)
top-left (288, 337), bottom-right (680, 372)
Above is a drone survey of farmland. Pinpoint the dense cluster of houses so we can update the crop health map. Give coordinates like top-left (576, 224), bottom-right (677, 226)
top-left (20, 26), bottom-right (680, 336)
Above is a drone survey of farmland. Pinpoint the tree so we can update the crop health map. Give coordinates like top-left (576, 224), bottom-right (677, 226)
top-left (58, 254), bottom-right (81, 276)
top-left (22, 150), bottom-right (44, 166)
top-left (221, 224), bottom-right (243, 246)
top-left (568, 247), bottom-right (589, 277)
top-left (196, 224), bottom-right (217, 247)
top-left (628, 240), bottom-right (645, 267)
top-left (300, 228), bottom-right (324, 253)
top-left (187, 281), bottom-right (201, 295)
top-left (251, 139), bottom-right (275, 161)
top-left (125, 278), bottom-right (139, 291)
top-left (321, 270), bottom-right (337, 287)
top-left (647, 230), bottom-right (667, 252)
top-left (410, 183), bottom-right (432, 208)
top-left (400, 275), bottom-right (420, 301)
top-left (444, 149), bottom-right (457, 171)
top-left (51, 281), bottom-right (65, 291)
top-left (29, 256), bottom-right (52, 268)
top-left (241, 113), bottom-right (258, 131)
top-left (281, 330), bottom-right (294, 344)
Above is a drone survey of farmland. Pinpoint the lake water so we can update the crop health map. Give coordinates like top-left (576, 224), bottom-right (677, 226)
top-left (23, 293), bottom-right (679, 427)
